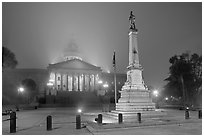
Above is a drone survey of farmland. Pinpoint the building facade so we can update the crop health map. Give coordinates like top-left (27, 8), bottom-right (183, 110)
top-left (46, 56), bottom-right (102, 95)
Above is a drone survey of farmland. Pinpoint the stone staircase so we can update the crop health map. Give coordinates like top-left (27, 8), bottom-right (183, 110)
top-left (104, 109), bottom-right (167, 122)
top-left (116, 102), bottom-right (155, 111)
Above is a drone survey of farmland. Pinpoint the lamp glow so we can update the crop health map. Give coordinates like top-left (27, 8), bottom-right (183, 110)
top-left (18, 87), bottom-right (24, 93)
top-left (98, 80), bottom-right (103, 84)
top-left (49, 79), bottom-right (55, 82)
top-left (78, 109), bottom-right (82, 113)
top-left (153, 90), bottom-right (158, 96)
top-left (165, 97), bottom-right (169, 101)
top-left (103, 83), bottom-right (109, 88)
top-left (47, 82), bottom-right (53, 86)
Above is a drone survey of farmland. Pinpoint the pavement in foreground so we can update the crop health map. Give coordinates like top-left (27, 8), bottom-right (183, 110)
top-left (2, 107), bottom-right (202, 135)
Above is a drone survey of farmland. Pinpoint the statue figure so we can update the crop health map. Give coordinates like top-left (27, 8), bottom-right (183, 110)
top-left (129, 11), bottom-right (136, 30)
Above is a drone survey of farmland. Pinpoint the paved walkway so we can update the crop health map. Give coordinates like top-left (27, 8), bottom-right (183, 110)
top-left (2, 107), bottom-right (202, 135)
top-left (90, 122), bottom-right (202, 135)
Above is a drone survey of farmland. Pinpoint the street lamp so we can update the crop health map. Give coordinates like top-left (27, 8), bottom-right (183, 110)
top-left (77, 108), bottom-right (82, 114)
top-left (17, 86), bottom-right (25, 109)
top-left (165, 97), bottom-right (169, 101)
top-left (47, 82), bottom-right (54, 86)
top-left (152, 90), bottom-right (159, 108)
top-left (153, 90), bottom-right (159, 97)
top-left (103, 83), bottom-right (109, 88)
top-left (18, 87), bottom-right (24, 93)
top-left (102, 83), bottom-right (110, 112)
top-left (49, 79), bottom-right (54, 83)
top-left (17, 86), bottom-right (29, 104)
top-left (98, 80), bottom-right (103, 84)
top-left (47, 81), bottom-right (54, 95)
top-left (103, 83), bottom-right (109, 94)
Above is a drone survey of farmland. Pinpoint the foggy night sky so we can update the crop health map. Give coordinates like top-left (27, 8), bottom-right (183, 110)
top-left (2, 2), bottom-right (202, 89)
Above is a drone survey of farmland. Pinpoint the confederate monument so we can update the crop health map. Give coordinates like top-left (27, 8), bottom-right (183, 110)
top-left (115, 11), bottom-right (155, 112)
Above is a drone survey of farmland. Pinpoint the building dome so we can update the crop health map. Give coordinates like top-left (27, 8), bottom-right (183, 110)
top-left (63, 39), bottom-right (81, 61)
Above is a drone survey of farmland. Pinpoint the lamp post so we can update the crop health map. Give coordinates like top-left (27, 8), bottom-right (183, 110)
top-left (47, 80), bottom-right (55, 104)
top-left (97, 80), bottom-right (103, 96)
top-left (153, 90), bottom-right (159, 108)
top-left (47, 82), bottom-right (54, 95)
top-left (18, 86), bottom-right (29, 104)
top-left (165, 97), bottom-right (169, 106)
top-left (103, 83), bottom-right (109, 94)
top-left (17, 86), bottom-right (24, 110)
top-left (103, 83), bottom-right (109, 112)
top-left (17, 86), bottom-right (28, 103)
top-left (153, 90), bottom-right (158, 97)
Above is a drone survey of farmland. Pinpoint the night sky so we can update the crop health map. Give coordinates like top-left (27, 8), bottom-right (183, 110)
top-left (2, 2), bottom-right (202, 89)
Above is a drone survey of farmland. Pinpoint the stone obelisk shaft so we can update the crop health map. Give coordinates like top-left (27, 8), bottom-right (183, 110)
top-left (128, 30), bottom-right (139, 67)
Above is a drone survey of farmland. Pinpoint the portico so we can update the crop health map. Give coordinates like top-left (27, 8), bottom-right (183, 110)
top-left (47, 56), bottom-right (102, 94)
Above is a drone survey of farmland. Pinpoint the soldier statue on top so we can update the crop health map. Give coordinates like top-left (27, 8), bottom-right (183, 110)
top-left (129, 11), bottom-right (136, 30)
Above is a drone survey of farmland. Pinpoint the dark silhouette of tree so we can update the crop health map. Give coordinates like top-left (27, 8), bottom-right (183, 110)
top-left (164, 52), bottom-right (202, 107)
top-left (2, 46), bottom-right (18, 69)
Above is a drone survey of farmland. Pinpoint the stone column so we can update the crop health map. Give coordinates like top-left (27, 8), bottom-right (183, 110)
top-left (68, 74), bottom-right (71, 91)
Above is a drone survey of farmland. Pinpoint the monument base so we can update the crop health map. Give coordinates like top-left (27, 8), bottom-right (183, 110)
top-left (104, 87), bottom-right (166, 122)
top-left (116, 88), bottom-right (155, 111)
top-left (105, 109), bottom-right (166, 122)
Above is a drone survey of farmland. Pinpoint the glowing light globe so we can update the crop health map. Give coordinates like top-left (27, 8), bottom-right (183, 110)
top-left (78, 109), bottom-right (82, 113)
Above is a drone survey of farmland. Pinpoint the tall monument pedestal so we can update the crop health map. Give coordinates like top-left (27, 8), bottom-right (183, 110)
top-left (106, 11), bottom-right (165, 121)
